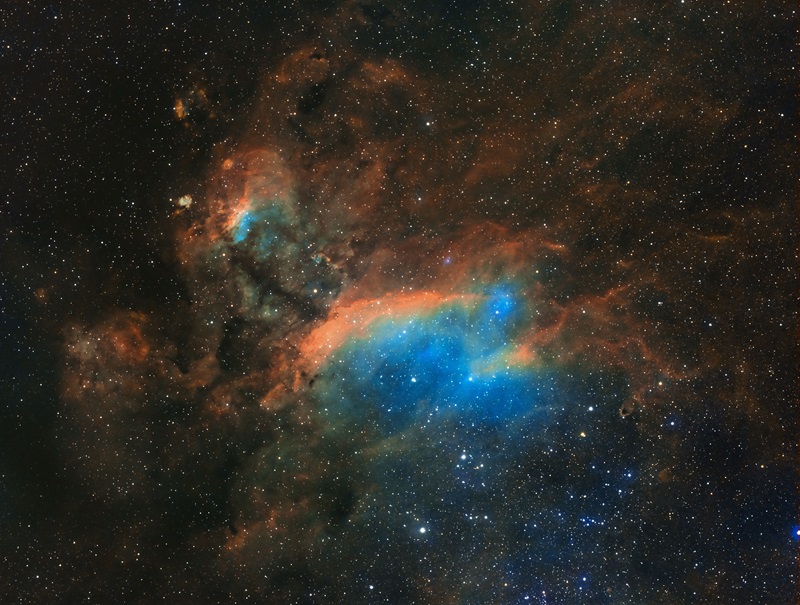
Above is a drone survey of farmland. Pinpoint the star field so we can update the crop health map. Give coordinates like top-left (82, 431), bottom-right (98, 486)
top-left (1, 1), bottom-right (797, 604)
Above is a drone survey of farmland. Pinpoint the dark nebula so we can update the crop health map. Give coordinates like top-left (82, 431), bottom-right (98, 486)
top-left (1, 2), bottom-right (797, 603)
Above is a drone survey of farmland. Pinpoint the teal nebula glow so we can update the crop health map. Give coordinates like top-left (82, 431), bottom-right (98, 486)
top-left (231, 198), bottom-right (296, 254)
top-left (315, 285), bottom-right (558, 435)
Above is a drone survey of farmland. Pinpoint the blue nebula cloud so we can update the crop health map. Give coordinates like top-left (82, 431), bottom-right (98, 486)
top-left (231, 208), bottom-right (258, 244)
top-left (314, 285), bottom-right (559, 435)
top-left (231, 199), bottom-right (296, 254)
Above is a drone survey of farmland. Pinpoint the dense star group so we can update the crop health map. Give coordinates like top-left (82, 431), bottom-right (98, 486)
top-left (1, 1), bottom-right (796, 604)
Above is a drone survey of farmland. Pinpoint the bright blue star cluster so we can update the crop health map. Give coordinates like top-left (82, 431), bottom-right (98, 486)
top-left (304, 284), bottom-right (651, 602)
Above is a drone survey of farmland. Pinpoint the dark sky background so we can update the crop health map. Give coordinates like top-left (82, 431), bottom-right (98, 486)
top-left (1, 1), bottom-right (797, 603)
